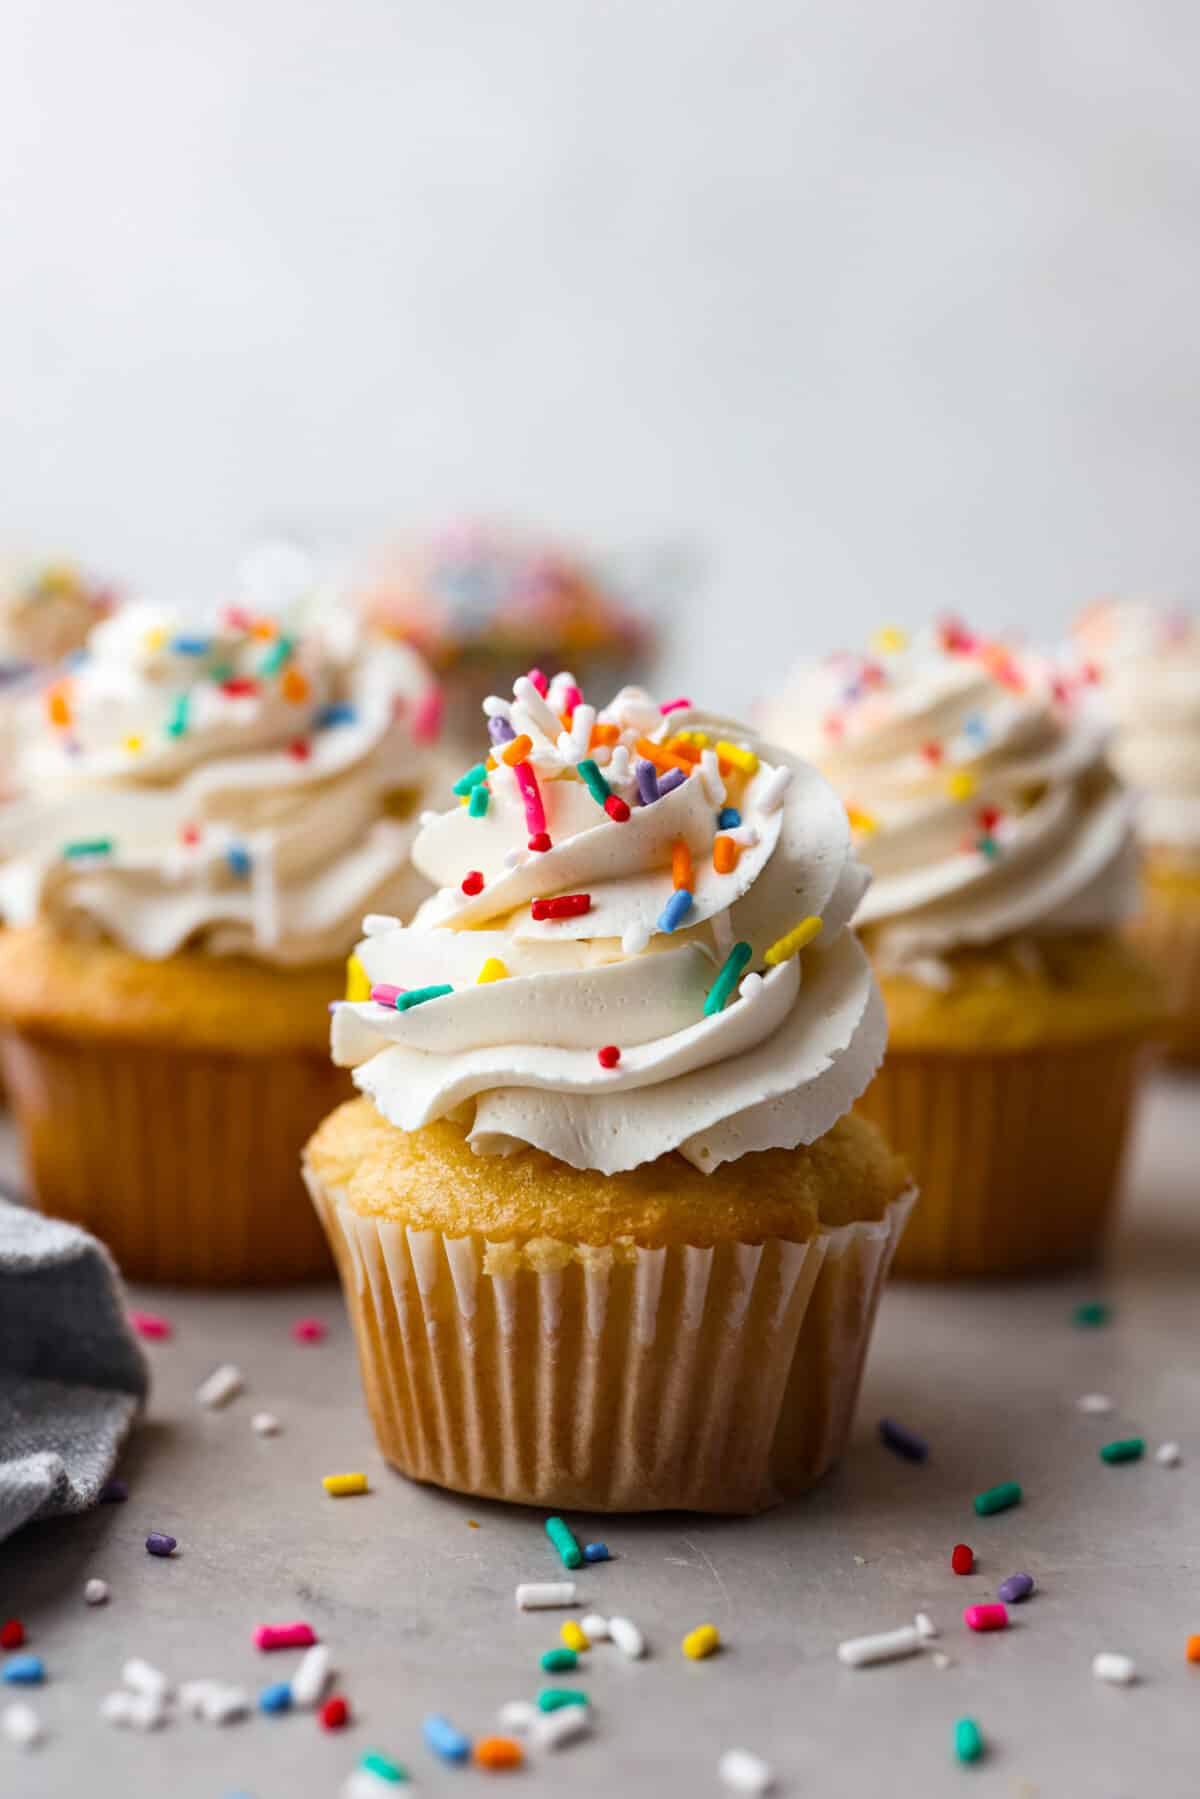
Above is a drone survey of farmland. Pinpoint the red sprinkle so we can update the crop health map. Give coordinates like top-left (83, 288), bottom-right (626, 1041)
top-left (180, 823), bottom-right (201, 846)
top-left (604, 794), bottom-right (631, 822)
top-left (964, 1603), bottom-right (1008, 1632)
top-left (920, 741), bottom-right (944, 765)
top-left (288, 738), bottom-right (311, 760)
top-left (528, 832), bottom-right (552, 853)
top-left (531, 894), bottom-right (591, 921)
top-left (220, 676), bottom-right (259, 697)
top-left (130, 1311), bottom-right (172, 1342)
top-left (291, 1318), bottom-right (325, 1345)
top-left (977, 805), bottom-right (1002, 833)
top-left (951, 1543), bottom-right (975, 1576)
top-left (461, 870), bottom-right (485, 896)
top-left (598, 1045), bottom-right (621, 1069)
top-left (320, 1695), bottom-right (350, 1730)
top-left (0, 1620), bottom-right (24, 1651)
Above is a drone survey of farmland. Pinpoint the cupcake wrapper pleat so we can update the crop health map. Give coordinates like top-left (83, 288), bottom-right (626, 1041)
top-left (1127, 899), bottom-right (1200, 1063)
top-left (305, 1162), bottom-right (914, 1514)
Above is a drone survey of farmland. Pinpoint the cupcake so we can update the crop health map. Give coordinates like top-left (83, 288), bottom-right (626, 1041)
top-left (762, 626), bottom-right (1163, 1280)
top-left (304, 678), bottom-right (912, 1513)
top-left (355, 521), bottom-right (654, 749)
top-left (1074, 599), bottom-right (1200, 1061)
top-left (0, 556), bottom-right (117, 672)
top-left (0, 601), bottom-right (439, 1284)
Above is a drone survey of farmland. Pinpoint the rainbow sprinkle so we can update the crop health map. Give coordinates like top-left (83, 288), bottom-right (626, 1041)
top-left (453, 763), bottom-right (489, 797)
top-left (395, 984), bottom-right (454, 1012)
top-left (468, 784), bottom-right (490, 817)
top-left (477, 957), bottom-right (508, 984)
top-left (764, 916), bottom-right (823, 965)
top-left (703, 942), bottom-right (752, 1016)
top-left (657, 888), bottom-right (694, 933)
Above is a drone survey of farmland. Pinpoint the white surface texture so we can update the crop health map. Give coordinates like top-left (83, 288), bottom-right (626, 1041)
top-left (3, 1), bottom-right (1200, 707)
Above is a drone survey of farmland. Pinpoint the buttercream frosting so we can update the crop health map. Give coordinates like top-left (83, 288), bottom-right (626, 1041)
top-left (0, 601), bottom-right (441, 964)
top-left (331, 676), bottom-right (886, 1174)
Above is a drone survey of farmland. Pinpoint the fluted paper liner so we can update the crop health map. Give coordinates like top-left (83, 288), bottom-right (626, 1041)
top-left (1127, 897), bottom-right (1200, 1064)
top-left (305, 1161), bottom-right (914, 1513)
top-left (858, 1039), bottom-right (1149, 1280)
top-left (1, 1029), bottom-right (349, 1284)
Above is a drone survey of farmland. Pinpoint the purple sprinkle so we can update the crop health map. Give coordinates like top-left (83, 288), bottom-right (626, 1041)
top-left (145, 1531), bottom-right (177, 1557)
top-left (635, 759), bottom-right (660, 805)
top-left (583, 1542), bottom-right (610, 1563)
top-left (99, 1479), bottom-right (128, 1504)
top-left (997, 1572), bottom-right (1035, 1604)
top-left (658, 767), bottom-right (687, 796)
top-left (488, 715), bottom-right (516, 745)
top-left (879, 1417), bottom-right (928, 1463)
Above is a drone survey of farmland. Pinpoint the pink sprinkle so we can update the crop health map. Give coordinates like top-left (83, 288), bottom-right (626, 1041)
top-left (964, 1603), bottom-right (1008, 1633)
top-left (130, 1310), bottom-right (172, 1341)
top-left (660, 697), bottom-right (691, 714)
top-left (180, 823), bottom-right (201, 846)
top-left (514, 762), bottom-right (546, 837)
top-left (412, 684), bottom-right (444, 744)
top-left (527, 667), bottom-right (550, 697)
top-left (370, 983), bottom-right (405, 1008)
top-left (562, 684), bottom-right (583, 715)
top-left (461, 870), bottom-right (485, 896)
top-left (254, 1622), bottom-right (317, 1652)
top-left (291, 1318), bottom-right (326, 1344)
top-left (598, 1045), bottom-right (621, 1069)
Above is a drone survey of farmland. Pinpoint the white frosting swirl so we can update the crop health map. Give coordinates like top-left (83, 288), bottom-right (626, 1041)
top-left (1074, 600), bottom-right (1200, 852)
top-left (0, 602), bottom-right (441, 964)
top-left (331, 682), bottom-right (885, 1175)
top-left (761, 632), bottom-right (1138, 966)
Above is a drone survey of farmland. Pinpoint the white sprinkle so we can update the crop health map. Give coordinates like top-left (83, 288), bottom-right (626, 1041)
top-left (531, 1703), bottom-right (591, 1750)
top-left (608, 744), bottom-right (633, 787)
top-left (195, 1363), bottom-right (243, 1409)
top-left (590, 743), bottom-right (612, 768)
top-left (512, 676), bottom-right (563, 742)
top-left (123, 1658), bottom-right (170, 1701)
top-left (719, 1747), bottom-right (774, 1794)
top-left (482, 695), bottom-right (513, 720)
top-left (1092, 1652), bottom-right (1136, 1686)
top-left (758, 764), bottom-right (793, 814)
top-left (608, 1615), bottom-right (645, 1659)
top-left (914, 1612), bottom-right (938, 1640)
top-left (1077, 1393), bottom-right (1114, 1414)
top-left (837, 1624), bottom-right (923, 1668)
top-left (361, 914), bottom-right (400, 936)
top-left (546, 670), bottom-right (578, 708)
top-left (1156, 1441), bottom-right (1182, 1467)
top-left (252, 1411), bottom-right (281, 1437)
top-left (289, 1644), bottom-right (331, 1709)
top-left (179, 1680), bottom-right (217, 1717)
top-left (199, 1684), bottom-right (250, 1724)
top-left (1, 1702), bottom-right (41, 1749)
top-left (516, 1581), bottom-right (577, 1610)
top-left (101, 1691), bottom-right (165, 1731)
top-left (622, 921), bottom-right (651, 956)
top-left (343, 1772), bottom-right (392, 1799)
top-left (497, 1699), bottom-right (537, 1735)
top-left (739, 972), bottom-right (765, 1002)
top-left (699, 747), bottom-right (726, 807)
top-left (932, 1651), bottom-right (953, 1671)
top-left (580, 1613), bottom-right (609, 1641)
top-left (84, 1578), bottom-right (110, 1606)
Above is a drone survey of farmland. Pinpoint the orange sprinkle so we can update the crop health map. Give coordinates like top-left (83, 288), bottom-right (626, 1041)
top-left (500, 733), bottom-right (533, 766)
top-left (485, 754), bottom-right (497, 771)
top-left (713, 834), bottom-right (739, 874)
top-left (251, 618), bottom-right (276, 640)
top-left (665, 736), bottom-right (701, 766)
top-left (635, 736), bottom-right (693, 775)
top-left (671, 838), bottom-right (694, 891)
top-left (281, 668), bottom-right (310, 705)
top-left (1187, 1635), bottom-right (1200, 1664)
top-left (474, 1737), bottom-right (523, 1770)
top-left (46, 683), bottom-right (72, 728)
top-left (590, 722), bottom-right (620, 749)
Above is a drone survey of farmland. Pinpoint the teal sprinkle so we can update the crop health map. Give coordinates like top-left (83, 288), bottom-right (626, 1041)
top-left (452, 762), bottom-right (489, 797)
top-left (540, 1648), bottom-right (578, 1673)
top-left (394, 984), bottom-right (453, 1012)
top-left (973, 1481), bottom-right (1021, 1516)
top-left (977, 835), bottom-right (999, 859)
top-left (165, 692), bottom-right (190, 738)
top-left (545, 1514), bottom-right (583, 1570)
top-left (537, 1688), bottom-right (588, 1713)
top-left (208, 661), bottom-right (234, 684)
top-left (64, 838), bottom-right (113, 859)
top-left (954, 1718), bottom-right (984, 1764)
top-left (1100, 1437), bottom-right (1144, 1464)
top-left (360, 1751), bottom-right (408, 1783)
top-left (468, 784), bottom-right (489, 817)
top-left (703, 941), bottom-right (752, 1017)
top-left (1073, 1300), bottom-right (1111, 1329)
top-left (577, 757), bottom-right (612, 807)
top-left (257, 635), bottom-right (294, 677)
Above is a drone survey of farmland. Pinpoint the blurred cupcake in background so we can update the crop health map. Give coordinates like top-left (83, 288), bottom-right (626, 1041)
top-left (355, 520), bottom-right (655, 748)
top-left (0, 600), bottom-right (440, 1283)
top-left (1074, 598), bottom-right (1200, 1062)
top-left (762, 623), bottom-right (1164, 1279)
top-left (0, 557), bottom-right (120, 794)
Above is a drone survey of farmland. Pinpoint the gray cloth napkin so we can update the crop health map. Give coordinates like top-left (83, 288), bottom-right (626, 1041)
top-left (0, 1197), bottom-right (148, 1543)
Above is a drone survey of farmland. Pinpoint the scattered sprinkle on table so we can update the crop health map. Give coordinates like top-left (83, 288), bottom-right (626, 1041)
top-left (964, 1603), bottom-right (1007, 1633)
top-left (291, 1318), bottom-right (326, 1344)
top-left (1, 1702), bottom-right (41, 1749)
top-left (323, 1472), bottom-right (368, 1497)
top-left (252, 1411), bottom-right (281, 1437)
top-left (608, 1615), bottom-right (646, 1659)
top-left (423, 1713), bottom-right (471, 1763)
top-left (516, 1582), bottom-right (576, 1610)
top-left (1186, 1635), bottom-right (1200, 1664)
top-left (914, 1612), bottom-right (938, 1640)
top-left (1092, 1652), bottom-right (1136, 1685)
top-left (545, 1516), bottom-right (583, 1570)
top-left (1077, 1392), bottom-right (1114, 1414)
top-left (531, 1704), bottom-right (590, 1750)
top-left (1100, 1438), bottom-right (1144, 1464)
top-left (498, 1700), bottom-right (537, 1735)
top-left (951, 1544), bottom-right (974, 1575)
top-left (560, 1620), bottom-right (589, 1652)
top-left (879, 1417), bottom-right (929, 1463)
top-left (2, 1657), bottom-right (44, 1686)
top-left (145, 1532), bottom-right (177, 1557)
top-left (290, 1645), bottom-right (331, 1709)
top-left (974, 1481), bottom-right (1021, 1516)
top-left (254, 1622), bottom-right (316, 1651)
top-left (84, 1579), bottom-right (109, 1606)
top-left (0, 1620), bottom-right (24, 1650)
top-left (1156, 1441), bottom-right (1181, 1467)
top-left (954, 1718), bottom-right (984, 1764)
top-left (1073, 1301), bottom-right (1111, 1328)
top-left (682, 1624), bottom-right (721, 1660)
top-left (837, 1624), bottom-right (923, 1667)
top-left (129, 1310), bottom-right (171, 1340)
top-left (580, 1612), bottom-right (608, 1639)
top-left (474, 1736), bottom-right (523, 1770)
top-left (998, 1573), bottom-right (1035, 1604)
top-left (540, 1648), bottom-right (577, 1673)
top-left (583, 1541), bottom-right (610, 1563)
top-left (195, 1363), bottom-right (243, 1409)
top-left (321, 1694), bottom-right (351, 1730)
top-left (537, 1687), bottom-right (589, 1712)
top-left (719, 1746), bottom-right (774, 1793)
top-left (259, 1680), bottom-right (292, 1715)
top-left (360, 1749), bottom-right (407, 1784)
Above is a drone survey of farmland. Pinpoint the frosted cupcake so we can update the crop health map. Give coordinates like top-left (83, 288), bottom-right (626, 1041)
top-left (1075, 600), bottom-right (1200, 1061)
top-left (0, 557), bottom-right (117, 672)
top-left (0, 602), bottom-right (439, 1283)
top-left (762, 627), bottom-right (1162, 1279)
top-left (304, 676), bottom-right (912, 1513)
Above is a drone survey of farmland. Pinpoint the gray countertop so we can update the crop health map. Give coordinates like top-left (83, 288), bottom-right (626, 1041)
top-left (1, 1072), bottom-right (1197, 1799)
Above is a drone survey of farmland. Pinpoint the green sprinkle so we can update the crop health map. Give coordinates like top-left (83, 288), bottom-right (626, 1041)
top-left (468, 783), bottom-right (490, 817)
top-left (360, 1751), bottom-right (408, 1783)
top-left (165, 692), bottom-right (190, 738)
top-left (576, 757), bottom-right (612, 807)
top-left (452, 763), bottom-right (489, 797)
top-left (973, 1481), bottom-right (1021, 1516)
top-left (394, 984), bottom-right (453, 1012)
top-left (257, 634), bottom-right (295, 677)
top-left (703, 941), bottom-right (752, 1016)
top-left (537, 1688), bottom-right (588, 1713)
top-left (540, 1648), bottom-right (578, 1674)
top-left (1073, 1301), bottom-right (1111, 1328)
top-left (63, 838), bottom-right (113, 860)
top-left (954, 1718), bottom-right (984, 1764)
top-left (545, 1515), bottom-right (583, 1570)
top-left (1100, 1437), bottom-right (1144, 1464)
top-left (208, 661), bottom-right (234, 684)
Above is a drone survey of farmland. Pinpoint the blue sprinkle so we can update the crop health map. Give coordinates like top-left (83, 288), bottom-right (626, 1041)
top-left (258, 1681), bottom-right (292, 1715)
top-left (315, 703), bottom-right (357, 729)
top-left (717, 806), bottom-right (741, 830)
top-left (226, 844), bottom-right (252, 879)
top-left (878, 1417), bottom-right (929, 1464)
top-left (583, 1542), bottom-right (610, 1563)
top-left (170, 635), bottom-right (213, 656)
top-left (62, 648), bottom-right (90, 669)
top-left (657, 888), bottom-right (694, 933)
top-left (2, 1657), bottom-right (45, 1685)
top-left (423, 1713), bottom-right (471, 1764)
top-left (963, 711), bottom-right (988, 742)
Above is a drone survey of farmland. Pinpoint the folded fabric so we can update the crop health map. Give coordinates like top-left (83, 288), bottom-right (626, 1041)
top-left (0, 1196), bottom-right (148, 1543)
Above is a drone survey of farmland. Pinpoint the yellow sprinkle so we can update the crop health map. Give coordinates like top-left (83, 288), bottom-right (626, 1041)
top-left (870, 625), bottom-right (909, 655)
top-left (123, 734), bottom-right (144, 753)
top-left (323, 1472), bottom-right (368, 1497)
top-left (142, 627), bottom-right (166, 653)
top-left (945, 770), bottom-right (978, 802)
top-left (673, 729), bottom-right (710, 748)
top-left (561, 1620), bottom-right (590, 1653)
top-left (477, 957), bottom-right (509, 984)
top-left (763, 916), bottom-right (823, 966)
top-left (345, 954), bottom-right (371, 1002)
top-left (682, 1624), bottom-right (721, 1661)
top-left (715, 740), bottom-right (759, 777)
top-left (37, 560), bottom-right (82, 597)
top-left (846, 805), bottom-right (878, 835)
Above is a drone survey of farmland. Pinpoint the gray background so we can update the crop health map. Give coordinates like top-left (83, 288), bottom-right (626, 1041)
top-left (4, 1), bottom-right (1200, 707)
top-left (0, 1071), bottom-right (1196, 1797)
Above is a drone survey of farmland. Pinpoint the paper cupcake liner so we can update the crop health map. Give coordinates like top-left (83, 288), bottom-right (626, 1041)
top-left (305, 1162), bottom-right (914, 1513)
top-left (1, 1029), bottom-right (350, 1284)
top-left (857, 1040), bottom-right (1149, 1279)
top-left (1127, 895), bottom-right (1200, 1064)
